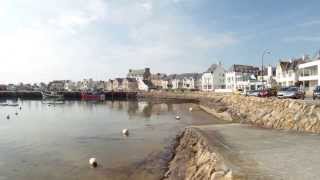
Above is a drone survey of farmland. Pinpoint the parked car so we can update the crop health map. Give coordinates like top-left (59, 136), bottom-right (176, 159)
top-left (277, 86), bottom-right (305, 99)
top-left (258, 89), bottom-right (270, 97)
top-left (258, 88), bottom-right (277, 97)
top-left (247, 90), bottom-right (260, 97)
top-left (313, 86), bottom-right (320, 100)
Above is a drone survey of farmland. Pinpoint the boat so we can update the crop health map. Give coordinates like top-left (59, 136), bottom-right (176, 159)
top-left (0, 103), bottom-right (19, 107)
top-left (6, 103), bottom-right (19, 107)
top-left (41, 91), bottom-right (64, 100)
top-left (42, 100), bottom-right (65, 105)
top-left (80, 92), bottom-right (105, 101)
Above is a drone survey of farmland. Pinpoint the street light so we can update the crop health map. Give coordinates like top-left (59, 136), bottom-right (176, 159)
top-left (261, 50), bottom-right (271, 89)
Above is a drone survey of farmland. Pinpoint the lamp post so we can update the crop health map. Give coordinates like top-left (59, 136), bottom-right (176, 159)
top-left (261, 50), bottom-right (271, 89)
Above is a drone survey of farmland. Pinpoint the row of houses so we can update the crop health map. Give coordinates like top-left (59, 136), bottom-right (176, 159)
top-left (105, 51), bottom-right (320, 93)
top-left (3, 50), bottom-right (320, 93)
top-left (276, 54), bottom-right (320, 92)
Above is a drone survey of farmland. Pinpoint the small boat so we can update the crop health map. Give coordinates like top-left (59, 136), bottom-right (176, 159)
top-left (42, 100), bottom-right (65, 105)
top-left (0, 101), bottom-right (19, 107)
top-left (41, 91), bottom-right (64, 100)
top-left (6, 103), bottom-right (19, 107)
top-left (81, 92), bottom-right (105, 101)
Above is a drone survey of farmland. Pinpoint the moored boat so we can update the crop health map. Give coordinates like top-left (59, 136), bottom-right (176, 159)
top-left (41, 91), bottom-right (64, 100)
top-left (80, 92), bottom-right (105, 101)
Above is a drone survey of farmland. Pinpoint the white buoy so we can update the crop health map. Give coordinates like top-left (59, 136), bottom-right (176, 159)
top-left (6, 115), bottom-right (10, 119)
top-left (89, 157), bottom-right (98, 168)
top-left (175, 115), bottom-right (181, 120)
top-left (189, 107), bottom-right (193, 112)
top-left (122, 129), bottom-right (129, 136)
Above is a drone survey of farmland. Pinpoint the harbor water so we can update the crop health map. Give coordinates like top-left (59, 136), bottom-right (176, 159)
top-left (0, 100), bottom-right (226, 180)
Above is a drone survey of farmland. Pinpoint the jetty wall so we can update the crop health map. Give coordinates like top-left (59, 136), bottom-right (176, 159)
top-left (142, 91), bottom-right (320, 134)
top-left (164, 127), bottom-right (237, 180)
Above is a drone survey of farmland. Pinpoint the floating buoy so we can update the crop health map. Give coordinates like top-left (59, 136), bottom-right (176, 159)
top-left (6, 115), bottom-right (10, 119)
top-left (122, 129), bottom-right (129, 136)
top-left (19, 106), bottom-right (22, 110)
top-left (89, 157), bottom-right (98, 168)
top-left (175, 115), bottom-right (181, 120)
top-left (15, 112), bottom-right (18, 115)
top-left (189, 107), bottom-right (193, 112)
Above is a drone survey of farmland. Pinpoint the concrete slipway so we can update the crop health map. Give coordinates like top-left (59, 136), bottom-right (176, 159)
top-left (193, 124), bottom-right (320, 180)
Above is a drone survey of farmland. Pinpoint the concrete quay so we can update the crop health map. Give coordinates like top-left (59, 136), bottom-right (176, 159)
top-left (166, 124), bottom-right (320, 180)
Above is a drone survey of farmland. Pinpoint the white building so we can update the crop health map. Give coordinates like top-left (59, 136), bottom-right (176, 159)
top-left (64, 80), bottom-right (77, 91)
top-left (168, 73), bottom-right (201, 90)
top-left (225, 64), bottom-right (261, 91)
top-left (257, 66), bottom-right (276, 88)
top-left (201, 63), bottom-right (225, 91)
top-left (127, 68), bottom-right (151, 91)
top-left (276, 59), bottom-right (305, 87)
top-left (80, 79), bottom-right (95, 91)
top-left (161, 79), bottom-right (169, 89)
top-left (298, 59), bottom-right (320, 92)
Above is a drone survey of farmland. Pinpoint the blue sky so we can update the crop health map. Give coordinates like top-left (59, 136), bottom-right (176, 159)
top-left (1, 0), bottom-right (320, 83)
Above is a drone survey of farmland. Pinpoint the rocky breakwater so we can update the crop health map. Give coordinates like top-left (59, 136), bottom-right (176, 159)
top-left (202, 95), bottom-right (320, 133)
top-left (164, 128), bottom-right (235, 180)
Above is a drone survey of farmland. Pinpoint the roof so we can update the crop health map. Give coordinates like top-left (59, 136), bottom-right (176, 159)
top-left (167, 73), bottom-right (202, 80)
top-left (127, 68), bottom-right (150, 77)
top-left (128, 69), bottom-right (145, 75)
top-left (228, 64), bottom-right (260, 73)
top-left (205, 64), bottom-right (218, 73)
top-left (151, 73), bottom-right (167, 80)
top-left (279, 59), bottom-right (305, 71)
top-left (115, 78), bottom-right (124, 83)
top-left (125, 78), bottom-right (137, 83)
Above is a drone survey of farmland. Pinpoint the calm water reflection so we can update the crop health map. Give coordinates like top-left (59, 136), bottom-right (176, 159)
top-left (0, 100), bottom-right (226, 180)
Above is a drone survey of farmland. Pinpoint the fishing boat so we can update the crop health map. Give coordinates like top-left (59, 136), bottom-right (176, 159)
top-left (80, 92), bottom-right (105, 101)
top-left (41, 91), bottom-right (64, 100)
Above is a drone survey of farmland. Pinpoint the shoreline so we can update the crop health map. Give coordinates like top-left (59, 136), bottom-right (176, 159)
top-left (140, 91), bottom-right (320, 179)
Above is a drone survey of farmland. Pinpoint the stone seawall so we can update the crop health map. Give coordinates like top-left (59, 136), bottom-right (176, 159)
top-left (164, 128), bottom-right (234, 180)
top-left (142, 91), bottom-right (320, 134)
top-left (206, 95), bottom-right (320, 133)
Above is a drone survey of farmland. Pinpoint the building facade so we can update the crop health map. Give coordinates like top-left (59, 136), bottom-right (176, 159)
top-left (127, 68), bottom-right (152, 91)
top-left (123, 78), bottom-right (139, 91)
top-left (113, 78), bottom-right (124, 91)
top-left (167, 73), bottom-right (201, 90)
top-left (201, 63), bottom-right (225, 91)
top-left (298, 59), bottom-right (320, 92)
top-left (225, 64), bottom-right (261, 91)
top-left (276, 59), bottom-right (305, 87)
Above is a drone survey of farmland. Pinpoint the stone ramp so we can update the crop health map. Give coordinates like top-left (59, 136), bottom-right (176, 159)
top-left (195, 124), bottom-right (320, 180)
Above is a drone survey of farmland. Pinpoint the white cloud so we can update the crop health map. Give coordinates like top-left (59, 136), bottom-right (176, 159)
top-left (0, 0), bottom-right (238, 83)
top-left (141, 2), bottom-right (153, 12)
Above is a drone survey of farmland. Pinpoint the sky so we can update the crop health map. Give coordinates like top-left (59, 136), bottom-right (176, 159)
top-left (1, 0), bottom-right (320, 84)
